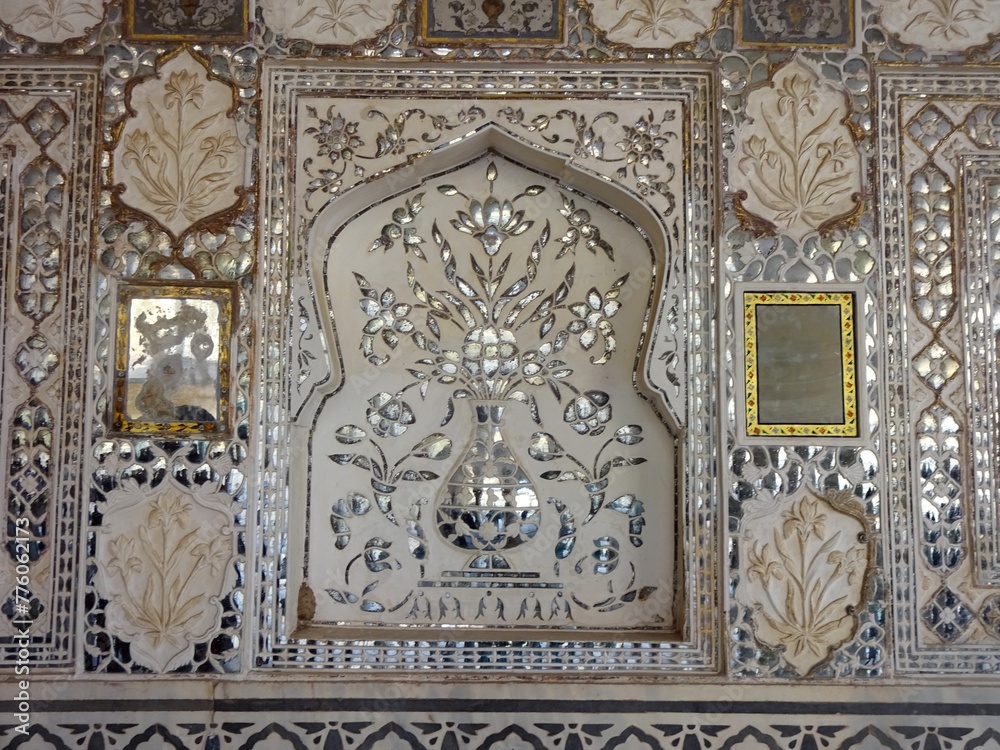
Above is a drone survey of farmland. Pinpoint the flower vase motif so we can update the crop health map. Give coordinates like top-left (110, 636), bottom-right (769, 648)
top-left (436, 401), bottom-right (541, 572)
top-left (309, 151), bottom-right (678, 628)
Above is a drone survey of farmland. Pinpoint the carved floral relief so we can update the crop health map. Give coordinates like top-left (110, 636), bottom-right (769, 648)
top-left (872, 0), bottom-right (1000, 53)
top-left (261, 0), bottom-right (394, 45)
top-left (731, 57), bottom-right (862, 242)
top-left (739, 490), bottom-right (872, 674)
top-left (0, 0), bottom-right (105, 44)
top-left (589, 0), bottom-right (724, 48)
top-left (113, 50), bottom-right (245, 240)
top-left (95, 479), bottom-right (238, 673)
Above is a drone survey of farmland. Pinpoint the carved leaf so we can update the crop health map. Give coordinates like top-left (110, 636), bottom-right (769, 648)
top-left (738, 491), bottom-right (870, 674)
top-left (95, 482), bottom-right (237, 673)
top-left (590, 0), bottom-right (723, 47)
top-left (1, 0), bottom-right (104, 44)
top-left (264, 0), bottom-right (393, 44)
top-left (874, 0), bottom-right (1000, 51)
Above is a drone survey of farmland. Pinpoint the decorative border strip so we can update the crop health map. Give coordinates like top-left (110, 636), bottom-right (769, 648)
top-left (960, 154), bottom-right (1000, 588)
top-left (878, 68), bottom-right (1000, 672)
top-left (3, 708), bottom-right (1000, 749)
top-left (0, 61), bottom-right (99, 669)
top-left (742, 290), bottom-right (858, 439)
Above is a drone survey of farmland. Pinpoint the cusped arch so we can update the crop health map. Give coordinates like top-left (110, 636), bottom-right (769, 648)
top-left (300, 124), bottom-right (674, 421)
top-left (293, 123), bottom-right (680, 635)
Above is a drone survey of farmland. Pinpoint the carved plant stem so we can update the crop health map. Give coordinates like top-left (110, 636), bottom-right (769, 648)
top-left (761, 105), bottom-right (839, 227)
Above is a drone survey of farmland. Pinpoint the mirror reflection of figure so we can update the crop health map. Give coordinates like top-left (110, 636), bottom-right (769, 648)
top-left (132, 301), bottom-right (218, 423)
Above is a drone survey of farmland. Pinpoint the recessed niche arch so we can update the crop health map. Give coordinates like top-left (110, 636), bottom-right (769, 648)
top-left (293, 127), bottom-right (678, 634)
top-left (261, 64), bottom-right (717, 670)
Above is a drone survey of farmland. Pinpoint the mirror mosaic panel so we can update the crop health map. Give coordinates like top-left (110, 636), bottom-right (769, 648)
top-left (721, 48), bottom-right (886, 679)
top-left (83, 45), bottom-right (256, 674)
top-left (0, 62), bottom-right (99, 668)
top-left (1, 0), bottom-right (1000, 739)
top-left (261, 63), bottom-right (718, 669)
top-left (307, 152), bottom-right (677, 630)
top-left (879, 69), bottom-right (1000, 672)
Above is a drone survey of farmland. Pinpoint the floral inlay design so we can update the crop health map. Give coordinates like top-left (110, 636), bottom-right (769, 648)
top-left (0, 0), bottom-right (104, 44)
top-left (291, 100), bottom-right (685, 429)
top-left (739, 491), bottom-right (871, 674)
top-left (114, 51), bottom-right (245, 239)
top-left (731, 57), bottom-right (862, 242)
top-left (96, 481), bottom-right (238, 673)
top-left (261, 0), bottom-right (393, 44)
top-left (589, 0), bottom-right (723, 48)
top-left (301, 105), bottom-right (486, 209)
top-left (872, 0), bottom-right (1000, 52)
top-left (307, 152), bottom-right (676, 629)
top-left (420, 0), bottom-right (562, 43)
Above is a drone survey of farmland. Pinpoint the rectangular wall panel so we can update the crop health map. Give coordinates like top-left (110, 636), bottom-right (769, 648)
top-left (0, 62), bottom-right (99, 668)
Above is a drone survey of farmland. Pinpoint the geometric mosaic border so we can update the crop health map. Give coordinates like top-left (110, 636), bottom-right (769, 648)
top-left (4, 689), bottom-right (1000, 748)
top-left (878, 67), bottom-right (1000, 673)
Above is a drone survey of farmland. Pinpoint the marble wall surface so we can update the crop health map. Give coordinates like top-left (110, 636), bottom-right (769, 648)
top-left (1, 0), bottom-right (1000, 743)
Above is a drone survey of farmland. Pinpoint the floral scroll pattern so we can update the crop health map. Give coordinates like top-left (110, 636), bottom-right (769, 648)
top-left (731, 57), bottom-right (862, 242)
top-left (114, 50), bottom-right (245, 239)
top-left (301, 105), bottom-right (486, 209)
top-left (740, 490), bottom-right (872, 674)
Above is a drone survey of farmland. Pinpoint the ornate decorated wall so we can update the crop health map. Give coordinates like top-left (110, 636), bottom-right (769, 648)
top-left (1, 0), bottom-right (1000, 747)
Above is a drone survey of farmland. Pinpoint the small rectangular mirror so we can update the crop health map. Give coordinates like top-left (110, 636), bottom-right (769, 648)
top-left (113, 283), bottom-right (235, 435)
top-left (743, 289), bottom-right (859, 439)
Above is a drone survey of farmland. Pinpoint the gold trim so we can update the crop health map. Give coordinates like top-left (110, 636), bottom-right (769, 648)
top-left (743, 290), bottom-right (859, 438)
top-left (112, 282), bottom-right (236, 436)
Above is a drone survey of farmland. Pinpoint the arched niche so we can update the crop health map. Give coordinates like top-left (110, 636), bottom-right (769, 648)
top-left (292, 127), bottom-right (679, 635)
